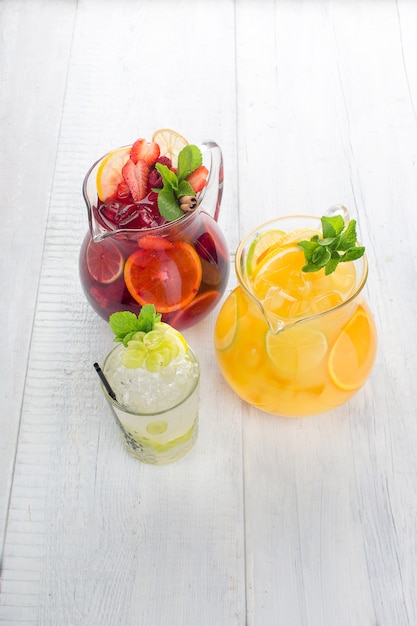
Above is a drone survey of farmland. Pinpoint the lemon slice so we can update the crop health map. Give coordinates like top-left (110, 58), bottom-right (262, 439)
top-left (151, 128), bottom-right (189, 167)
top-left (96, 146), bottom-right (131, 202)
top-left (155, 322), bottom-right (188, 355)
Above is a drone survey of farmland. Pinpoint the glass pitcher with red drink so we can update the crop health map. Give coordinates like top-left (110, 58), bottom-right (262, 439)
top-left (79, 129), bottom-right (230, 330)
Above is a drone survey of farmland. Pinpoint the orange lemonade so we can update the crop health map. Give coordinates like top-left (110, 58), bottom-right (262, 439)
top-left (214, 216), bottom-right (377, 417)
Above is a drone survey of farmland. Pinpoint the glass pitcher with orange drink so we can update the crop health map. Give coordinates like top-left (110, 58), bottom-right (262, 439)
top-left (214, 207), bottom-right (377, 417)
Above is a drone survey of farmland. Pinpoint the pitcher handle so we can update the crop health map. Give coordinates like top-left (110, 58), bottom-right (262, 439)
top-left (199, 140), bottom-right (224, 222)
top-left (324, 204), bottom-right (350, 227)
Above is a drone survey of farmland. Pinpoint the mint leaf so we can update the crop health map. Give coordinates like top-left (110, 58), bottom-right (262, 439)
top-left (319, 236), bottom-right (339, 250)
top-left (312, 245), bottom-right (331, 267)
top-left (341, 245), bottom-right (365, 262)
top-left (322, 215), bottom-right (345, 238)
top-left (177, 179), bottom-right (196, 198)
top-left (109, 305), bottom-right (161, 346)
top-left (177, 145), bottom-right (202, 181)
top-left (122, 331), bottom-right (137, 344)
top-left (136, 304), bottom-right (161, 332)
top-left (109, 311), bottom-right (139, 342)
top-left (324, 252), bottom-right (341, 275)
top-left (297, 240), bottom-right (319, 264)
top-left (298, 215), bottom-right (365, 275)
top-left (158, 186), bottom-right (184, 221)
top-left (338, 219), bottom-right (358, 251)
top-left (302, 263), bottom-right (321, 272)
top-left (155, 163), bottom-right (178, 191)
top-left (151, 142), bottom-right (205, 221)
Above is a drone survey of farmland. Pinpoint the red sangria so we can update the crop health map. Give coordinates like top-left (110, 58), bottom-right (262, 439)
top-left (79, 129), bottom-right (230, 330)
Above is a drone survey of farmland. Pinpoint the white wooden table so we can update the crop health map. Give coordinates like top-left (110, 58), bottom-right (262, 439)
top-left (1, 1), bottom-right (417, 624)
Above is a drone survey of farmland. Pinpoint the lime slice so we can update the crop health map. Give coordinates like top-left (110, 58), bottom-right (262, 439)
top-left (146, 421), bottom-right (168, 435)
top-left (266, 326), bottom-right (328, 383)
top-left (246, 230), bottom-right (285, 276)
top-left (214, 289), bottom-right (238, 351)
top-left (86, 238), bottom-right (124, 284)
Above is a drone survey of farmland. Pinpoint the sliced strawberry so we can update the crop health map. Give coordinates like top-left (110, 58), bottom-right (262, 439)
top-left (186, 165), bottom-right (209, 193)
top-left (138, 234), bottom-right (173, 250)
top-left (122, 158), bottom-right (149, 203)
top-left (116, 180), bottom-right (131, 201)
top-left (130, 138), bottom-right (160, 167)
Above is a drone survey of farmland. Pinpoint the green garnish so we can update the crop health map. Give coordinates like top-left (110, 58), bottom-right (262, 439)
top-left (109, 304), bottom-right (161, 346)
top-left (153, 144), bottom-right (203, 221)
top-left (297, 215), bottom-right (365, 275)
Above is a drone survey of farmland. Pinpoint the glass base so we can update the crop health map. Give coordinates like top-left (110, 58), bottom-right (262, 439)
top-left (117, 417), bottom-right (198, 465)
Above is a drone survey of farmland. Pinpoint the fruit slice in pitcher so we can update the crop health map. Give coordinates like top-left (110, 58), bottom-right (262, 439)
top-left (266, 326), bottom-right (328, 384)
top-left (214, 289), bottom-right (239, 351)
top-left (86, 238), bottom-right (124, 284)
top-left (96, 147), bottom-right (131, 201)
top-left (151, 128), bottom-right (188, 168)
top-left (171, 290), bottom-right (220, 327)
top-left (246, 230), bottom-right (285, 276)
top-left (328, 305), bottom-right (374, 391)
top-left (124, 240), bottom-right (202, 313)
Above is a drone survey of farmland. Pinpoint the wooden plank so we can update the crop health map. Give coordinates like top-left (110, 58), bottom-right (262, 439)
top-left (0, 0), bottom-right (76, 564)
top-left (235, 0), bottom-right (417, 624)
top-left (0, 0), bottom-right (243, 624)
top-left (2, 0), bottom-right (417, 623)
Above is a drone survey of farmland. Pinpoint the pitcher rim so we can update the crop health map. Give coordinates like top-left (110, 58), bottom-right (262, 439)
top-left (82, 143), bottom-right (211, 239)
top-left (235, 213), bottom-right (369, 329)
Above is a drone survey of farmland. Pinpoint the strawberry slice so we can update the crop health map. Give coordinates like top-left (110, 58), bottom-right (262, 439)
top-left (138, 234), bottom-right (173, 250)
top-left (116, 180), bottom-right (131, 201)
top-left (122, 158), bottom-right (149, 203)
top-left (130, 138), bottom-right (160, 167)
top-left (186, 165), bottom-right (209, 193)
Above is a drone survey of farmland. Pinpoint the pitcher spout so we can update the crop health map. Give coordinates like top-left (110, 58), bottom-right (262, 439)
top-left (262, 308), bottom-right (288, 334)
top-left (83, 139), bottom-right (224, 242)
top-left (82, 154), bottom-right (114, 242)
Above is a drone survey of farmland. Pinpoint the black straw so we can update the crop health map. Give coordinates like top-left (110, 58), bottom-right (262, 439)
top-left (93, 362), bottom-right (117, 401)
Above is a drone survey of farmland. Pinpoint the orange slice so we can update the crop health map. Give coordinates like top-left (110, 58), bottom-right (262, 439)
top-left (86, 238), bottom-right (124, 284)
top-left (252, 246), bottom-right (304, 301)
top-left (96, 146), bottom-right (131, 202)
top-left (151, 128), bottom-right (188, 168)
top-left (124, 241), bottom-right (202, 313)
top-left (328, 305), bottom-right (374, 390)
top-left (254, 228), bottom-right (320, 270)
top-left (171, 290), bottom-right (220, 328)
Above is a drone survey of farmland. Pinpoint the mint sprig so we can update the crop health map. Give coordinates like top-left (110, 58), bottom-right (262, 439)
top-left (109, 304), bottom-right (161, 346)
top-left (297, 215), bottom-right (365, 275)
top-left (153, 144), bottom-right (202, 221)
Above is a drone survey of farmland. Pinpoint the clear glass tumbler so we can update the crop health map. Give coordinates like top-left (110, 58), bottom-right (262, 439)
top-left (100, 344), bottom-right (200, 464)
